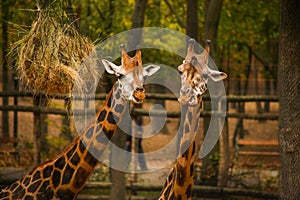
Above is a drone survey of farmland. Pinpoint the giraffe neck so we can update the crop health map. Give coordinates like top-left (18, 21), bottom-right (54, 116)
top-left (80, 82), bottom-right (127, 160)
top-left (159, 104), bottom-right (201, 200)
top-left (0, 83), bottom-right (127, 200)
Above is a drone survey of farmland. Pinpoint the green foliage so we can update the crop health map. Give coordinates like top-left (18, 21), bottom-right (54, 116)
top-left (218, 0), bottom-right (280, 78)
top-left (70, 0), bottom-right (135, 40)
top-left (5, 0), bottom-right (280, 80)
top-left (219, 0), bottom-right (280, 46)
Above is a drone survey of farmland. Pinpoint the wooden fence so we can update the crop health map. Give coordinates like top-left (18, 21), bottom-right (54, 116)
top-left (0, 91), bottom-right (279, 158)
top-left (78, 182), bottom-right (278, 199)
top-left (0, 91), bottom-right (279, 118)
top-left (0, 91), bottom-right (279, 198)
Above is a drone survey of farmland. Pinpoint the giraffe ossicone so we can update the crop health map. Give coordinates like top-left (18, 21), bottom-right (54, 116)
top-left (178, 39), bottom-right (227, 106)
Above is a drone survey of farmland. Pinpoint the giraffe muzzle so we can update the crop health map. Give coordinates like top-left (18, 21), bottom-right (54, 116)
top-left (133, 89), bottom-right (146, 104)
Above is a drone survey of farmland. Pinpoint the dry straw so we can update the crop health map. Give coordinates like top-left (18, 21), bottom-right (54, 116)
top-left (13, 9), bottom-right (99, 96)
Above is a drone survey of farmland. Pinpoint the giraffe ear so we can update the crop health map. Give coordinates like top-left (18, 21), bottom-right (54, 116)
top-left (101, 59), bottom-right (121, 75)
top-left (143, 64), bottom-right (160, 77)
top-left (178, 63), bottom-right (184, 73)
top-left (208, 69), bottom-right (227, 82)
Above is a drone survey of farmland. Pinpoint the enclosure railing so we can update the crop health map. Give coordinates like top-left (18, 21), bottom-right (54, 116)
top-left (0, 91), bottom-right (279, 119)
top-left (0, 91), bottom-right (279, 159)
top-left (78, 182), bottom-right (278, 199)
top-left (0, 91), bottom-right (279, 157)
top-left (0, 91), bottom-right (279, 198)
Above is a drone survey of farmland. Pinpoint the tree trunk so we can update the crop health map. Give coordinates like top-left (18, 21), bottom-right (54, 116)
top-left (232, 76), bottom-right (244, 142)
top-left (186, 0), bottom-right (198, 41)
top-left (127, 0), bottom-right (148, 51)
top-left (278, 0), bottom-right (300, 199)
top-left (204, 0), bottom-right (223, 57)
top-left (201, 0), bottom-right (223, 186)
top-left (105, 0), bottom-right (115, 34)
top-left (1, 0), bottom-right (10, 137)
top-left (33, 94), bottom-right (48, 165)
top-left (60, 0), bottom-right (77, 142)
top-left (110, 1), bottom-right (148, 199)
top-left (264, 79), bottom-right (271, 112)
top-left (200, 102), bottom-right (220, 186)
top-left (61, 99), bottom-right (72, 142)
top-left (110, 128), bottom-right (128, 200)
top-left (218, 100), bottom-right (229, 187)
top-left (254, 54), bottom-right (263, 115)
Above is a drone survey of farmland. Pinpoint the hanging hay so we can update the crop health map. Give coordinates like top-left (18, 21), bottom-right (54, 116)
top-left (13, 9), bottom-right (100, 96)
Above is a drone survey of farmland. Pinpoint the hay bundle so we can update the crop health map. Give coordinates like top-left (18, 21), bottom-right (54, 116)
top-left (14, 10), bottom-right (99, 95)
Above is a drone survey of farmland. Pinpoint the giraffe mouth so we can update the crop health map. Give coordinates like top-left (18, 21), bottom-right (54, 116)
top-left (188, 96), bottom-right (198, 106)
top-left (133, 96), bottom-right (143, 104)
top-left (132, 90), bottom-right (146, 104)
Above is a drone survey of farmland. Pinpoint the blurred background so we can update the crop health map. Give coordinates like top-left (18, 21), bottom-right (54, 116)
top-left (0, 0), bottom-right (290, 199)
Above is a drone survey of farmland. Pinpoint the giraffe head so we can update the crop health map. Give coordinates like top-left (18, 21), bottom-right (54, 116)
top-left (178, 39), bottom-right (227, 106)
top-left (102, 44), bottom-right (160, 104)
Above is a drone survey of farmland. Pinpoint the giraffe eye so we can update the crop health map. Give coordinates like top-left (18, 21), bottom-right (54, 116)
top-left (203, 74), bottom-right (208, 79)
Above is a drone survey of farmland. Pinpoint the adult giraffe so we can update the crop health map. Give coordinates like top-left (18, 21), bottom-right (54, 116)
top-left (0, 45), bottom-right (160, 200)
top-left (158, 39), bottom-right (227, 200)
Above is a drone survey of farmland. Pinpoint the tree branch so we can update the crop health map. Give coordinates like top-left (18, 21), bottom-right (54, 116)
top-left (163, 0), bottom-right (186, 29)
top-left (91, 0), bottom-right (105, 21)
top-left (246, 44), bottom-right (276, 79)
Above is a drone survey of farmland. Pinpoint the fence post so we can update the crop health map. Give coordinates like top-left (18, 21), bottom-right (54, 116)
top-left (218, 97), bottom-right (229, 187)
top-left (61, 98), bottom-right (72, 142)
top-left (200, 95), bottom-right (220, 186)
top-left (33, 93), bottom-right (48, 165)
top-left (13, 76), bottom-right (19, 141)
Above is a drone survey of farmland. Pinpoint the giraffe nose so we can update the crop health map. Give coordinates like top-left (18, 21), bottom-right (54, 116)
top-left (135, 87), bottom-right (145, 92)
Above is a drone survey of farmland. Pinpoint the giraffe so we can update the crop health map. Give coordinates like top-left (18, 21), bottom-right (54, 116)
top-left (0, 44), bottom-right (160, 200)
top-left (158, 39), bottom-right (227, 200)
